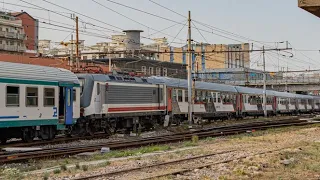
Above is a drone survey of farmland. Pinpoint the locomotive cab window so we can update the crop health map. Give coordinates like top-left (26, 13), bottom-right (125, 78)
top-left (26, 87), bottom-right (38, 107)
top-left (6, 86), bottom-right (19, 107)
top-left (44, 88), bottom-right (55, 106)
top-left (97, 83), bottom-right (100, 95)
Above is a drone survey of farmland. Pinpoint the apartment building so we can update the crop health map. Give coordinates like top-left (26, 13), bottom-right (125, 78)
top-left (0, 12), bottom-right (26, 53)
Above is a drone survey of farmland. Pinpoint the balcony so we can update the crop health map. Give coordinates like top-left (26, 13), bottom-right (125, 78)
top-left (0, 31), bottom-right (26, 40)
top-left (18, 34), bottom-right (26, 40)
top-left (0, 44), bottom-right (25, 52)
top-left (5, 45), bottom-right (18, 52)
top-left (5, 32), bottom-right (15, 38)
top-left (0, 18), bottom-right (22, 27)
top-left (18, 46), bottom-right (26, 52)
top-left (0, 44), bottom-right (5, 50)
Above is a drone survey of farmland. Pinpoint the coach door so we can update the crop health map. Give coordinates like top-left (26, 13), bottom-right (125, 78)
top-left (64, 87), bottom-right (73, 125)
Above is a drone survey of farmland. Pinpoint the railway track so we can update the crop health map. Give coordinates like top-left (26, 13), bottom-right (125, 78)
top-left (0, 118), bottom-right (317, 164)
top-left (74, 147), bottom-right (291, 180)
top-left (0, 133), bottom-right (111, 149)
top-left (0, 115), bottom-right (312, 149)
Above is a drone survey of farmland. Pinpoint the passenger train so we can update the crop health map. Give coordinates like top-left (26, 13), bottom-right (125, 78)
top-left (0, 61), bottom-right (318, 143)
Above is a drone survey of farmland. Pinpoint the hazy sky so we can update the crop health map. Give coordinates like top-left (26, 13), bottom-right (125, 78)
top-left (3, 0), bottom-right (320, 71)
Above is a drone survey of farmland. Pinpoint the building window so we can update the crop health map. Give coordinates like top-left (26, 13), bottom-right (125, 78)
top-left (83, 56), bottom-right (87, 60)
top-left (26, 87), bottom-right (38, 107)
top-left (44, 88), bottom-right (55, 106)
top-left (10, 41), bottom-right (14, 46)
top-left (156, 67), bottom-right (161, 76)
top-left (149, 67), bottom-right (153, 75)
top-left (6, 86), bottom-right (19, 107)
top-left (5, 41), bottom-right (8, 45)
top-left (5, 28), bottom-right (8, 32)
top-left (92, 55), bottom-right (96, 59)
top-left (163, 68), bottom-right (167, 77)
top-left (141, 66), bottom-right (146, 74)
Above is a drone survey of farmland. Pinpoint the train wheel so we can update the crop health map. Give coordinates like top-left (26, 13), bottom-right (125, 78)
top-left (0, 138), bottom-right (7, 144)
top-left (22, 128), bottom-right (34, 143)
top-left (87, 124), bottom-right (96, 136)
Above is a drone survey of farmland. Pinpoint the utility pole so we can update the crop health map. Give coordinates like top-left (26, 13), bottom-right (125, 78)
top-left (187, 11), bottom-right (193, 125)
top-left (109, 49), bottom-right (112, 73)
top-left (70, 34), bottom-right (73, 69)
top-left (262, 46), bottom-right (267, 117)
top-left (76, 16), bottom-right (79, 70)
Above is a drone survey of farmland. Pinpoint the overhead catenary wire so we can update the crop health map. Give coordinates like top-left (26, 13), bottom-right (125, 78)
top-left (147, 0), bottom-right (318, 70)
top-left (15, 0), bottom-right (320, 71)
top-left (91, 0), bottom-right (187, 42)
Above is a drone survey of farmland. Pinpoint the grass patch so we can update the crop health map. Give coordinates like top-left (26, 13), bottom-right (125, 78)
top-left (94, 145), bottom-right (171, 160)
top-left (182, 141), bottom-right (198, 147)
top-left (1, 168), bottom-right (24, 180)
top-left (42, 173), bottom-right (49, 180)
top-left (191, 135), bottom-right (199, 144)
top-left (204, 137), bottom-right (216, 141)
top-left (82, 165), bottom-right (88, 171)
top-left (75, 163), bottom-right (80, 170)
top-left (60, 164), bottom-right (67, 171)
top-left (53, 169), bottom-right (61, 174)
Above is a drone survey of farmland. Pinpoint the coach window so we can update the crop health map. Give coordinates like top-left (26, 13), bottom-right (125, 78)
top-left (201, 91), bottom-right (206, 102)
top-left (185, 90), bottom-right (188, 102)
top-left (172, 89), bottom-right (177, 102)
top-left (6, 86), bottom-right (19, 107)
top-left (26, 87), bottom-right (38, 107)
top-left (73, 89), bottom-right (76, 102)
top-left (44, 88), bottom-right (55, 106)
top-left (217, 92), bottom-right (221, 103)
top-left (178, 89), bottom-right (183, 102)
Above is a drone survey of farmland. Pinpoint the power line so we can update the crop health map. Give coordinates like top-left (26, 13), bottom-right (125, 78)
top-left (191, 21), bottom-right (209, 44)
top-left (146, 0), bottom-right (318, 69)
top-left (92, 0), bottom-right (187, 42)
top-left (168, 21), bottom-right (187, 47)
top-left (41, 0), bottom-right (123, 31)
top-left (2, 1), bottom-right (70, 14)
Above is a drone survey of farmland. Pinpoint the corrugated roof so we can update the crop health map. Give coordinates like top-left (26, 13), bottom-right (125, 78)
top-left (0, 61), bottom-right (79, 84)
top-left (148, 76), bottom-right (238, 93)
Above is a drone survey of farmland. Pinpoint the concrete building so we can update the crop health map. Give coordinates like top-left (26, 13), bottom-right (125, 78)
top-left (142, 41), bottom-right (250, 71)
top-left (90, 57), bottom-right (187, 79)
top-left (38, 39), bottom-right (51, 55)
top-left (0, 11), bottom-right (26, 53)
top-left (11, 11), bottom-right (38, 54)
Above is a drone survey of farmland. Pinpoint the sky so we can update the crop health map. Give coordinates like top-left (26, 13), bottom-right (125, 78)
top-left (3, 0), bottom-right (320, 72)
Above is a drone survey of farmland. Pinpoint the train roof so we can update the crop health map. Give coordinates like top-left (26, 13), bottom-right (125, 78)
top-left (76, 74), bottom-right (149, 83)
top-left (0, 61), bottom-right (79, 86)
top-left (148, 76), bottom-right (238, 93)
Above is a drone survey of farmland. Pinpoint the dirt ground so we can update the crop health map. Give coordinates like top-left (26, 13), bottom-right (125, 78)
top-left (2, 123), bottom-right (320, 180)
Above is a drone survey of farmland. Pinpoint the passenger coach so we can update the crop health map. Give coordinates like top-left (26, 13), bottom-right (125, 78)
top-left (0, 62), bottom-right (80, 143)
